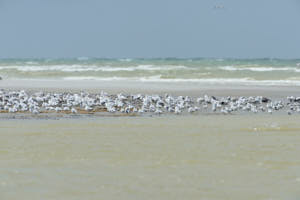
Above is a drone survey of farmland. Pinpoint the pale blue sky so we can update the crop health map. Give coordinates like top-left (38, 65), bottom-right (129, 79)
top-left (0, 0), bottom-right (299, 58)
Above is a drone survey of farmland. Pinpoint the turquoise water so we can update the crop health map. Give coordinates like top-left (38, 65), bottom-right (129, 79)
top-left (0, 58), bottom-right (300, 85)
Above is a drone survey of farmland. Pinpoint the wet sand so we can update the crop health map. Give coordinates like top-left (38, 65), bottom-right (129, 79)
top-left (1, 115), bottom-right (300, 200)
top-left (1, 79), bottom-right (300, 97)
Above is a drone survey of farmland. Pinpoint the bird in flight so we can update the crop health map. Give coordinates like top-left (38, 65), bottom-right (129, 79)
top-left (214, 4), bottom-right (225, 9)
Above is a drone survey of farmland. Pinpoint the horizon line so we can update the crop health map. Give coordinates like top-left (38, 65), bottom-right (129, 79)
top-left (0, 57), bottom-right (300, 60)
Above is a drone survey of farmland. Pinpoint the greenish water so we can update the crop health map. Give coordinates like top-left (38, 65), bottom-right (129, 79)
top-left (0, 58), bottom-right (300, 85)
top-left (1, 115), bottom-right (300, 200)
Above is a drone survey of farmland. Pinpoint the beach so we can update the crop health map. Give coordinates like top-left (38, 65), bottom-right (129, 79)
top-left (2, 79), bottom-right (300, 96)
top-left (0, 78), bottom-right (300, 200)
top-left (1, 0), bottom-right (300, 198)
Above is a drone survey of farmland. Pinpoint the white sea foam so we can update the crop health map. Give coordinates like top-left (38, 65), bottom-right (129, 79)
top-left (63, 76), bottom-right (134, 81)
top-left (25, 61), bottom-right (38, 65)
top-left (219, 66), bottom-right (300, 72)
top-left (62, 76), bottom-right (252, 82)
top-left (0, 65), bottom-right (190, 72)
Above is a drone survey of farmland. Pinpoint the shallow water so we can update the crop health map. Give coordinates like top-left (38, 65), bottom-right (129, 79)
top-left (1, 115), bottom-right (300, 200)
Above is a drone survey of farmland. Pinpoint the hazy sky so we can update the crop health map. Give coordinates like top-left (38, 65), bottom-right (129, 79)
top-left (0, 0), bottom-right (299, 58)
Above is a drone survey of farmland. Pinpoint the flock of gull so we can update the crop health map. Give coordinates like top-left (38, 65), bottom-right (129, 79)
top-left (0, 89), bottom-right (300, 116)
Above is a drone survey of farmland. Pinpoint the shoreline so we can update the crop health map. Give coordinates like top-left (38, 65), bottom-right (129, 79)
top-left (1, 79), bottom-right (300, 97)
top-left (0, 80), bottom-right (300, 118)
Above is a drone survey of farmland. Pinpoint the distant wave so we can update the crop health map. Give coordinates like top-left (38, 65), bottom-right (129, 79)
top-left (77, 57), bottom-right (89, 61)
top-left (1, 59), bottom-right (300, 87)
top-left (63, 76), bottom-right (135, 81)
top-left (25, 61), bottom-right (39, 65)
top-left (118, 58), bottom-right (133, 62)
top-left (219, 66), bottom-right (300, 72)
top-left (2, 64), bottom-right (299, 73)
top-left (0, 65), bottom-right (190, 72)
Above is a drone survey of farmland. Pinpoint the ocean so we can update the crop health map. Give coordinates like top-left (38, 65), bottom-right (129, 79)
top-left (1, 58), bottom-right (300, 86)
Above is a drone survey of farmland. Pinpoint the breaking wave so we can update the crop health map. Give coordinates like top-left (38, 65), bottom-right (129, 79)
top-left (0, 65), bottom-right (190, 72)
top-left (219, 66), bottom-right (300, 72)
top-left (1, 58), bottom-right (300, 86)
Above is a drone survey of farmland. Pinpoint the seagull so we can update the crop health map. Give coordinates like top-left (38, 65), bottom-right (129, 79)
top-left (32, 108), bottom-right (39, 115)
top-left (174, 106), bottom-right (181, 114)
top-left (0, 89), bottom-right (294, 116)
top-left (214, 4), bottom-right (225, 9)
top-left (188, 107), bottom-right (196, 113)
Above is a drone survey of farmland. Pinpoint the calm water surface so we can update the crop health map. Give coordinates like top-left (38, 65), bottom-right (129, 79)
top-left (1, 115), bottom-right (300, 200)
